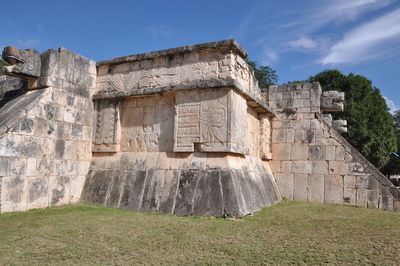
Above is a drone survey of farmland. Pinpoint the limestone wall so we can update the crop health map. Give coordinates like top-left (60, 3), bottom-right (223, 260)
top-left (84, 87), bottom-right (280, 217)
top-left (0, 48), bottom-right (96, 212)
top-left (268, 83), bottom-right (400, 211)
top-left (82, 40), bottom-right (281, 217)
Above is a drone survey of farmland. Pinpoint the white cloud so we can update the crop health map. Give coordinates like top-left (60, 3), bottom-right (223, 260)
top-left (260, 47), bottom-right (278, 65)
top-left (311, 0), bottom-right (395, 26)
top-left (143, 24), bottom-right (174, 38)
top-left (321, 7), bottom-right (400, 64)
top-left (286, 37), bottom-right (317, 49)
top-left (383, 96), bottom-right (399, 114)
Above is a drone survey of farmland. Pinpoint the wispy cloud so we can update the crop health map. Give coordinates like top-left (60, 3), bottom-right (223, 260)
top-left (286, 37), bottom-right (317, 49)
top-left (15, 39), bottom-right (40, 48)
top-left (233, 0), bottom-right (396, 65)
top-left (309, 0), bottom-right (395, 27)
top-left (260, 47), bottom-right (278, 65)
top-left (383, 96), bottom-right (399, 114)
top-left (143, 24), bottom-right (174, 38)
top-left (321, 7), bottom-right (400, 64)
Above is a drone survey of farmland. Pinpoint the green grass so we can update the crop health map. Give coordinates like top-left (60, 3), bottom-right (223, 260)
top-left (1, 201), bottom-right (399, 265)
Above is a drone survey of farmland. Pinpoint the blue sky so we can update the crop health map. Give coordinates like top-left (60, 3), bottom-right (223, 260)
top-left (1, 0), bottom-right (399, 112)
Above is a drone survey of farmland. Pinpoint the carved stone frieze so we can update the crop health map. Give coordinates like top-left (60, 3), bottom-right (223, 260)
top-left (2, 46), bottom-right (41, 78)
top-left (174, 88), bottom-right (249, 154)
top-left (321, 91), bottom-right (345, 112)
top-left (93, 99), bottom-right (121, 152)
top-left (260, 115), bottom-right (272, 160)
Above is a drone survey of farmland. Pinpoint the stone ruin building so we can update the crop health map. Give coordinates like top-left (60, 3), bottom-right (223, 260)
top-left (0, 40), bottom-right (399, 216)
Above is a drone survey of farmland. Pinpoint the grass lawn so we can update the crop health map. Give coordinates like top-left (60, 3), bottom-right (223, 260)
top-left (0, 201), bottom-right (399, 265)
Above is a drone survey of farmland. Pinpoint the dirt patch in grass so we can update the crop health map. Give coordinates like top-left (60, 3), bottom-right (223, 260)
top-left (0, 201), bottom-right (399, 265)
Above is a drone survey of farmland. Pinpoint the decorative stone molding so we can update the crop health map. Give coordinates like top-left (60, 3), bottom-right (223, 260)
top-left (93, 99), bottom-right (121, 152)
top-left (321, 91), bottom-right (345, 112)
top-left (332, 119), bottom-right (347, 133)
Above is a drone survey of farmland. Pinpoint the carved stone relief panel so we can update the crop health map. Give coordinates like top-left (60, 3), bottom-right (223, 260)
top-left (227, 90), bottom-right (249, 155)
top-left (120, 94), bottom-right (175, 152)
top-left (260, 115), bottom-right (272, 160)
top-left (198, 88), bottom-right (229, 152)
top-left (93, 99), bottom-right (121, 152)
top-left (175, 103), bottom-right (201, 152)
top-left (246, 107), bottom-right (260, 157)
top-left (174, 88), bottom-right (249, 155)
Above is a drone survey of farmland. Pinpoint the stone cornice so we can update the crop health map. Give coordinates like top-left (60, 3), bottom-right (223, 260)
top-left (93, 78), bottom-right (276, 117)
top-left (96, 39), bottom-right (248, 67)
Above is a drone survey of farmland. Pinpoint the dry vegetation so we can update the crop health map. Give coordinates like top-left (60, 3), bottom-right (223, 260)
top-left (0, 201), bottom-right (399, 265)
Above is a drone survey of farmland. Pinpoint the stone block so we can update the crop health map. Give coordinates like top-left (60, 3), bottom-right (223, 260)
top-left (36, 158), bottom-right (54, 176)
top-left (308, 146), bottom-right (325, 160)
top-left (1, 176), bottom-right (28, 212)
top-left (272, 129), bottom-right (285, 143)
top-left (219, 170), bottom-right (241, 216)
top-left (349, 162), bottom-right (367, 174)
top-left (49, 175), bottom-right (71, 206)
top-left (325, 146), bottom-right (336, 161)
top-left (274, 173), bottom-right (293, 200)
top-left (328, 161), bottom-right (348, 175)
top-left (324, 175), bottom-right (343, 204)
top-left (335, 147), bottom-right (345, 160)
top-left (367, 190), bottom-right (379, 208)
top-left (312, 161), bottom-right (328, 174)
top-left (356, 189), bottom-right (368, 207)
top-left (293, 174), bottom-right (308, 202)
top-left (292, 161), bottom-right (312, 174)
top-left (343, 187), bottom-right (356, 205)
top-left (269, 160), bottom-right (281, 173)
top-left (190, 152), bottom-right (207, 170)
top-left (368, 176), bottom-right (379, 190)
top-left (284, 129), bottom-right (295, 142)
top-left (272, 143), bottom-right (291, 160)
top-left (158, 170), bottom-right (179, 214)
top-left (19, 118), bottom-right (34, 135)
top-left (281, 161), bottom-right (292, 173)
top-left (308, 174), bottom-right (324, 203)
top-left (9, 157), bottom-right (27, 176)
top-left (193, 170), bottom-right (223, 216)
top-left (343, 175), bottom-right (356, 188)
top-left (27, 176), bottom-right (49, 210)
top-left (291, 143), bottom-right (308, 160)
top-left (380, 187), bottom-right (394, 211)
top-left (118, 170), bottom-right (147, 210)
top-left (394, 200), bottom-right (400, 212)
top-left (174, 170), bottom-right (203, 216)
top-left (0, 156), bottom-right (9, 176)
top-left (355, 175), bottom-right (369, 189)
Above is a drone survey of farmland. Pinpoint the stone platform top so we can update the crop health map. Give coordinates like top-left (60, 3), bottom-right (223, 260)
top-left (97, 39), bottom-right (247, 66)
top-left (95, 39), bottom-right (275, 116)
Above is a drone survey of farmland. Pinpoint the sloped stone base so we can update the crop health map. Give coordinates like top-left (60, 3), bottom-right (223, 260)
top-left (81, 153), bottom-right (281, 217)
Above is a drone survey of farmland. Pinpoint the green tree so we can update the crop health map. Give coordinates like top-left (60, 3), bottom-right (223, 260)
top-left (0, 59), bottom-right (5, 75)
top-left (309, 70), bottom-right (397, 169)
top-left (381, 110), bottom-right (400, 176)
top-left (247, 60), bottom-right (278, 88)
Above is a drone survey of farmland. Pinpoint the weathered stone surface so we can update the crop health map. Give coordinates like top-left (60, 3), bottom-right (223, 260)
top-left (2, 47), bottom-right (41, 78)
top-left (82, 154), bottom-right (281, 217)
top-left (1, 39), bottom-right (399, 216)
top-left (320, 91), bottom-right (344, 112)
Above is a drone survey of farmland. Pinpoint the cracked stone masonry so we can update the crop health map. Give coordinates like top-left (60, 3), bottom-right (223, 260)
top-left (0, 39), bottom-right (399, 216)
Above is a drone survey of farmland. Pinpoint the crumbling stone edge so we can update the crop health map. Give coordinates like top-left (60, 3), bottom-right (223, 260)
top-left (325, 119), bottom-right (400, 200)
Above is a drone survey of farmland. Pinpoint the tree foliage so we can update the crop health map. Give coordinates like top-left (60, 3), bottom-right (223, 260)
top-left (381, 110), bottom-right (400, 176)
top-left (309, 70), bottom-right (397, 170)
top-left (0, 59), bottom-right (5, 75)
top-left (247, 60), bottom-right (278, 88)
